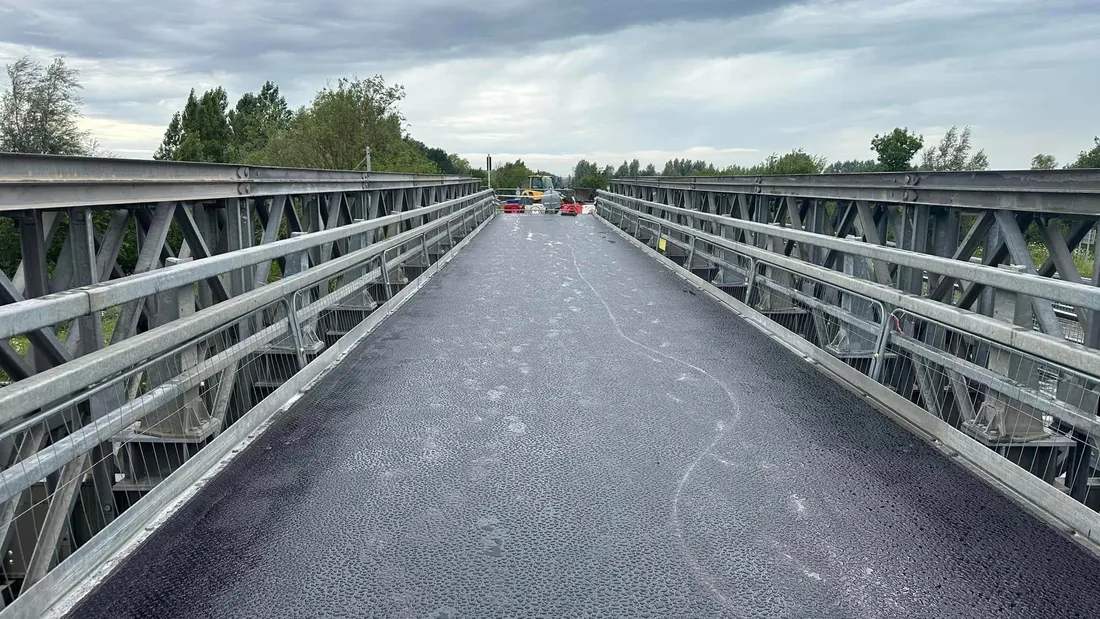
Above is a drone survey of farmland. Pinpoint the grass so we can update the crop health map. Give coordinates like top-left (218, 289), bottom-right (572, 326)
top-left (1028, 244), bottom-right (1094, 279)
top-left (2, 307), bottom-right (121, 384)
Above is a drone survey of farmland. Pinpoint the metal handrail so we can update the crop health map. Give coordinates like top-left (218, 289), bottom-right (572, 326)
top-left (611, 169), bottom-right (1100, 214)
top-left (0, 152), bottom-right (479, 210)
top-left (595, 196), bottom-right (1100, 380)
top-left (0, 215), bottom-right (482, 505)
top-left (0, 190), bottom-right (495, 340)
top-left (598, 191), bottom-right (1100, 313)
top-left (0, 197), bottom-right (496, 424)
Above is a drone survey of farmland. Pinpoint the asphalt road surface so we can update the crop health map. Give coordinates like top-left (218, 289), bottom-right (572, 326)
top-left (70, 214), bottom-right (1100, 619)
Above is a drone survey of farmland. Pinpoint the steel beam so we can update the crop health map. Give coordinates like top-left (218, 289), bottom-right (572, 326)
top-left (613, 169), bottom-right (1100, 214)
top-left (0, 192), bottom-right (492, 341)
top-left (0, 153), bottom-right (476, 211)
top-left (111, 203), bottom-right (176, 345)
top-left (599, 193), bottom-right (1100, 314)
top-left (0, 198), bottom-right (495, 424)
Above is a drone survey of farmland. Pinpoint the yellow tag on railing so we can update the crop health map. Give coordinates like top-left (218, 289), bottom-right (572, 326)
top-left (657, 238), bottom-right (667, 251)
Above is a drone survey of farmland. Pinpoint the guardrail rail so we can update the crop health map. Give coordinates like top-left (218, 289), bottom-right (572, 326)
top-left (597, 169), bottom-right (1100, 547)
top-left (0, 153), bottom-right (494, 612)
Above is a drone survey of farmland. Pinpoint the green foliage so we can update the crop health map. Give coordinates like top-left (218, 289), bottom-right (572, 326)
top-left (651, 149), bottom-right (827, 178)
top-left (920, 125), bottom-right (988, 171)
top-left (250, 76), bottom-right (435, 172)
top-left (406, 138), bottom-right (451, 173)
top-left (171, 88), bottom-right (234, 164)
top-left (157, 82), bottom-right (289, 163)
top-left (642, 163), bottom-right (657, 176)
top-left (1030, 153), bottom-right (1058, 170)
top-left (610, 160), bottom-right (641, 178)
top-left (1, 56), bottom-right (95, 155)
top-left (227, 81), bottom-right (291, 156)
top-left (870, 127), bottom-right (924, 172)
top-left (1067, 138), bottom-right (1100, 169)
top-left (152, 76), bottom-right (467, 175)
top-left (153, 112), bottom-right (182, 160)
top-left (573, 159), bottom-right (599, 182)
top-left (562, 159), bottom-right (617, 189)
top-left (825, 159), bottom-right (880, 173)
top-left (447, 153), bottom-right (472, 174)
top-left (0, 217), bottom-right (17, 279)
top-left (662, 159), bottom-right (717, 176)
top-left (753, 149), bottom-right (828, 175)
top-left (491, 159), bottom-right (534, 190)
top-left (576, 174), bottom-right (609, 190)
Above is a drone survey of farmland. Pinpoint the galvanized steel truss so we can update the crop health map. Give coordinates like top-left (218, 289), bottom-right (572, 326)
top-left (0, 154), bottom-right (487, 607)
top-left (600, 170), bottom-right (1100, 528)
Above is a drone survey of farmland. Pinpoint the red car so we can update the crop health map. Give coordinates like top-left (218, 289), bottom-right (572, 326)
top-left (503, 199), bottom-right (525, 214)
top-left (560, 199), bottom-right (583, 216)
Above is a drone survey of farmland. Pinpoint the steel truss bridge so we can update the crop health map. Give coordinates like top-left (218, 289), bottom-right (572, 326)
top-left (1, 154), bottom-right (1100, 617)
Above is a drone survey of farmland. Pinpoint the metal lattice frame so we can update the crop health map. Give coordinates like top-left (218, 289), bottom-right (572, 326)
top-left (610, 172), bottom-right (1100, 346)
top-left (598, 171), bottom-right (1100, 534)
top-left (0, 154), bottom-right (488, 607)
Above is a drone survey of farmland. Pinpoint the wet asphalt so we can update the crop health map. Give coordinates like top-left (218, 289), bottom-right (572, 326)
top-left (70, 214), bottom-right (1100, 618)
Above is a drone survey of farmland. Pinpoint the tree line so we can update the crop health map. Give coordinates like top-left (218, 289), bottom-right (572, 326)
top-left (3, 55), bottom-right (1100, 277)
top-left (151, 76), bottom-right (476, 175)
top-left (565, 126), bottom-right (1100, 191)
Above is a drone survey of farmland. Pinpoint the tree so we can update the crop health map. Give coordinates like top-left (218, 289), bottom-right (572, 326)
top-left (825, 159), bottom-right (880, 173)
top-left (573, 159), bottom-right (599, 183)
top-left (870, 127), bottom-right (923, 172)
top-left (642, 163), bottom-right (657, 176)
top-left (614, 160), bottom-right (630, 178)
top-left (252, 75), bottom-right (436, 172)
top-left (157, 87), bottom-right (235, 163)
top-left (1067, 138), bottom-right (1100, 169)
top-left (491, 159), bottom-right (533, 190)
top-left (576, 173), bottom-right (609, 190)
top-left (227, 81), bottom-right (291, 157)
top-left (156, 82), bottom-right (287, 162)
top-left (468, 167), bottom-right (488, 183)
top-left (1030, 153), bottom-right (1057, 170)
top-left (447, 153), bottom-right (472, 174)
top-left (920, 125), bottom-right (988, 171)
top-left (628, 159), bottom-right (640, 177)
top-left (178, 87), bottom-right (233, 162)
top-left (758, 149), bottom-right (828, 175)
top-left (661, 158), bottom-right (716, 176)
top-left (0, 56), bottom-right (95, 155)
top-left (154, 112), bottom-right (182, 160)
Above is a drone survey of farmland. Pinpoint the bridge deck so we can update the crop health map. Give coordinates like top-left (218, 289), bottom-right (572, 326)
top-left (71, 215), bottom-right (1100, 618)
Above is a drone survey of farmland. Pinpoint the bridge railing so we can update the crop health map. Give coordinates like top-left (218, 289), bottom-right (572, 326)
top-left (0, 154), bottom-right (494, 612)
top-left (596, 175), bottom-right (1100, 545)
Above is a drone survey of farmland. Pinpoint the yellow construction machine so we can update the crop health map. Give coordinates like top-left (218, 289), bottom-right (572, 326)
top-left (521, 174), bottom-right (555, 203)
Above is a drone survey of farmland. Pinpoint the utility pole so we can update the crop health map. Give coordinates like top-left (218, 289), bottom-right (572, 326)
top-left (486, 155), bottom-right (492, 188)
top-left (364, 146), bottom-right (372, 172)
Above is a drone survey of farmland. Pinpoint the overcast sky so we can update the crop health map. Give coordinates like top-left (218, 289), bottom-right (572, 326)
top-left (1, 0), bottom-right (1097, 174)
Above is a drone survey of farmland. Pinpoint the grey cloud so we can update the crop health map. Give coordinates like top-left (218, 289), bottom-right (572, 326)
top-left (2, 0), bottom-right (1097, 170)
top-left (2, 0), bottom-right (787, 70)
